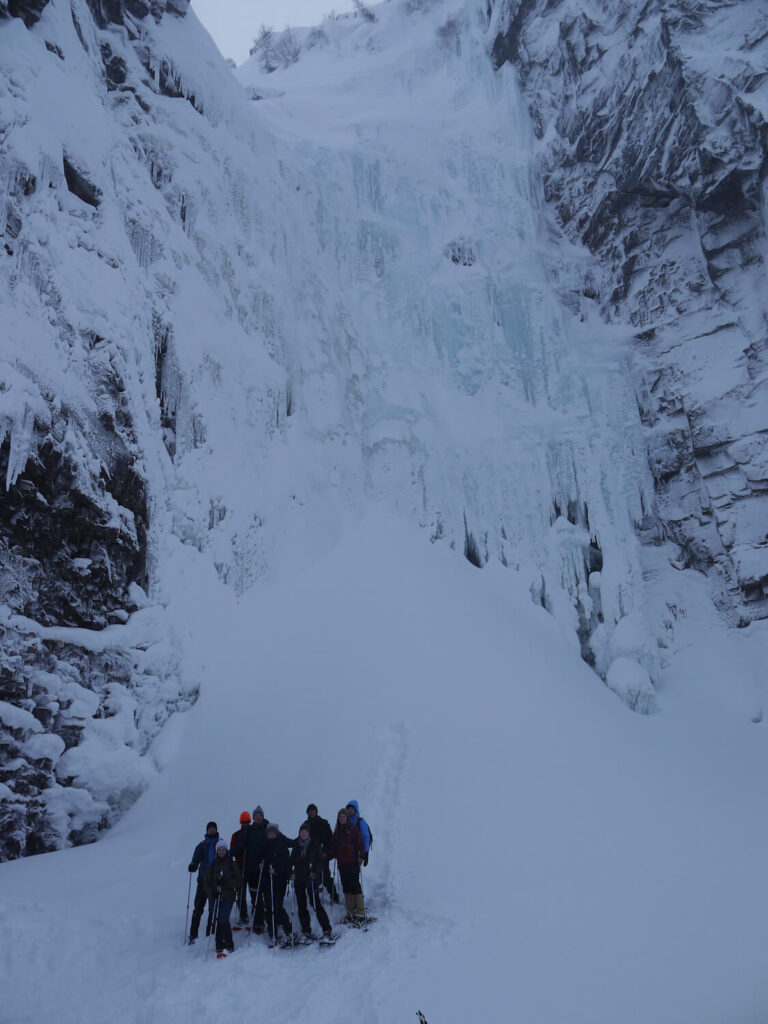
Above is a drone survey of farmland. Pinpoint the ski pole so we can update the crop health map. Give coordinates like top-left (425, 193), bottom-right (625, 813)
top-left (359, 865), bottom-right (367, 926)
top-left (238, 849), bottom-right (248, 922)
top-left (328, 858), bottom-right (339, 903)
top-left (184, 872), bottom-right (192, 945)
top-left (206, 888), bottom-right (221, 960)
top-left (274, 872), bottom-right (280, 950)
top-left (334, 863), bottom-right (342, 922)
top-left (289, 879), bottom-right (296, 945)
top-left (310, 876), bottom-right (323, 932)
top-left (247, 867), bottom-right (264, 948)
top-left (313, 875), bottom-right (323, 920)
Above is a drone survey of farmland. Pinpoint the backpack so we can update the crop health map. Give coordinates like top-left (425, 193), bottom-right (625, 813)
top-left (360, 818), bottom-right (373, 851)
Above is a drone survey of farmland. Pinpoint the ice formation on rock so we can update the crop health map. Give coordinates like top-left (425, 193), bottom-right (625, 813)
top-left (1, 0), bottom-right (766, 859)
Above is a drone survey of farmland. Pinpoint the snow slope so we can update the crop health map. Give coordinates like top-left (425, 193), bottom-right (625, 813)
top-left (2, 513), bottom-right (768, 1024)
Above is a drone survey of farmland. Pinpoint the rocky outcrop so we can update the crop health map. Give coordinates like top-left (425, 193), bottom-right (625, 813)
top-left (0, 402), bottom-right (198, 859)
top-left (491, 0), bottom-right (768, 621)
top-left (85, 0), bottom-right (189, 31)
top-left (0, 0), bottom-right (187, 28)
top-left (0, 0), bottom-right (50, 28)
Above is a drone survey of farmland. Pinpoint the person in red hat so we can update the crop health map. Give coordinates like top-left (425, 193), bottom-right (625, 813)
top-left (231, 811), bottom-right (251, 925)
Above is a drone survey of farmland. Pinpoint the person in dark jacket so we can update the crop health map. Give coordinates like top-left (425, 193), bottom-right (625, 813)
top-left (328, 808), bottom-right (365, 923)
top-left (204, 839), bottom-right (242, 954)
top-left (230, 811), bottom-right (251, 925)
top-left (187, 820), bottom-right (219, 943)
top-left (232, 806), bottom-right (269, 932)
top-left (259, 822), bottom-right (293, 942)
top-left (306, 803), bottom-right (339, 903)
top-left (289, 823), bottom-right (332, 938)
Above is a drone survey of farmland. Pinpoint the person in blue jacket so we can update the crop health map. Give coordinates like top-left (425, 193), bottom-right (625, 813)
top-left (187, 820), bottom-right (219, 943)
top-left (345, 801), bottom-right (371, 866)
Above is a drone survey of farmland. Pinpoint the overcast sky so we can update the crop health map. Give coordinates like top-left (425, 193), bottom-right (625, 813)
top-left (191, 0), bottom-right (355, 65)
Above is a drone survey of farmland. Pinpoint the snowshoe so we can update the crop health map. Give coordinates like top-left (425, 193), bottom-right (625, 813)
top-left (349, 915), bottom-right (377, 929)
top-left (319, 930), bottom-right (338, 947)
top-left (216, 950), bottom-right (227, 959)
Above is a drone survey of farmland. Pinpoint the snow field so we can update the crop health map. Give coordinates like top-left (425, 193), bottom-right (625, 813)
top-left (3, 513), bottom-right (768, 1024)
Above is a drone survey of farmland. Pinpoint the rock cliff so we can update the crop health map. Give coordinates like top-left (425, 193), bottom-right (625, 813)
top-left (490, 0), bottom-right (768, 621)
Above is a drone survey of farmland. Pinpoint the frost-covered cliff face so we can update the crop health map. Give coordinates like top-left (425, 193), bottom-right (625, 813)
top-left (2, 0), bottom-right (766, 861)
top-left (490, 0), bottom-right (768, 622)
top-left (0, 0), bottom-right (221, 858)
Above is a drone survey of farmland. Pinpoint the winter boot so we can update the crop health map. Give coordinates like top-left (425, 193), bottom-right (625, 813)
top-left (353, 893), bottom-right (366, 922)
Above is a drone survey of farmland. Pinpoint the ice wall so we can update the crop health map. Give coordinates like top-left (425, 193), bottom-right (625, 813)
top-left (3, 0), bottom-right (757, 858)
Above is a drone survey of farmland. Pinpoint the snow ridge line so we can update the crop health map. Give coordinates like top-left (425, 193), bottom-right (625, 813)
top-left (365, 721), bottom-right (408, 919)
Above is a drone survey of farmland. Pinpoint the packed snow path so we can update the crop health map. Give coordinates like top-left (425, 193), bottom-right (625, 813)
top-left (3, 516), bottom-right (768, 1024)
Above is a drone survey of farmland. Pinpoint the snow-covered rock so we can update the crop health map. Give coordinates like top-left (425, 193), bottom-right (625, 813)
top-left (606, 655), bottom-right (657, 714)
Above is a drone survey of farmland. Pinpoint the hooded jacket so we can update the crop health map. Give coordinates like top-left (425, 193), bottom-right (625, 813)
top-left (345, 800), bottom-right (371, 854)
top-left (190, 833), bottom-right (219, 880)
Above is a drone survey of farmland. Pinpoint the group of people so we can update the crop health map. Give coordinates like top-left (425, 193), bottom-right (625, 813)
top-left (187, 801), bottom-right (373, 954)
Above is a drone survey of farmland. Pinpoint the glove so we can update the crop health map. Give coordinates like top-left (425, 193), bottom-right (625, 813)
top-left (363, 853), bottom-right (369, 867)
top-left (188, 863), bottom-right (196, 872)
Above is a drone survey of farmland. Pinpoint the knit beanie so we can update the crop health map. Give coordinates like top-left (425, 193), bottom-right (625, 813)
top-left (239, 811), bottom-right (251, 824)
top-left (253, 805), bottom-right (264, 818)
top-left (206, 821), bottom-right (218, 831)
top-left (306, 803), bottom-right (318, 814)
top-left (216, 839), bottom-right (228, 852)
top-left (299, 822), bottom-right (311, 835)
top-left (266, 823), bottom-right (278, 836)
